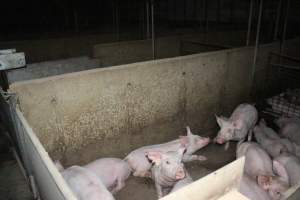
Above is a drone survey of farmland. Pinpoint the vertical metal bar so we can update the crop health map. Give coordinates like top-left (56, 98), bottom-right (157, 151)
top-left (73, 8), bottom-right (79, 33)
top-left (193, 0), bottom-right (197, 20)
top-left (230, 0), bottom-right (235, 24)
top-left (146, 0), bottom-right (150, 39)
top-left (151, 0), bottom-right (155, 59)
top-left (183, 0), bottom-right (186, 25)
top-left (251, 0), bottom-right (263, 87)
top-left (280, 0), bottom-right (290, 54)
top-left (116, 0), bottom-right (120, 41)
top-left (246, 0), bottom-right (254, 46)
top-left (273, 0), bottom-right (282, 41)
top-left (217, 0), bottom-right (221, 25)
top-left (204, 0), bottom-right (208, 33)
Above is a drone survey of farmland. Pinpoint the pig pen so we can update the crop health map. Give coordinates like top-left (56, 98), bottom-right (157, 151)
top-left (3, 38), bottom-right (300, 199)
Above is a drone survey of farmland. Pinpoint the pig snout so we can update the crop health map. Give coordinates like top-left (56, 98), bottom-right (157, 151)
top-left (175, 168), bottom-right (186, 180)
top-left (214, 137), bottom-right (225, 144)
top-left (199, 137), bottom-right (210, 146)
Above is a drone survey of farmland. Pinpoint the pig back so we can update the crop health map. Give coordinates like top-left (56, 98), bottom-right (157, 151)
top-left (238, 143), bottom-right (273, 178)
top-left (231, 104), bottom-right (258, 128)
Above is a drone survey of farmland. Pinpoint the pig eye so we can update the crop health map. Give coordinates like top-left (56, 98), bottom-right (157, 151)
top-left (166, 161), bottom-right (170, 164)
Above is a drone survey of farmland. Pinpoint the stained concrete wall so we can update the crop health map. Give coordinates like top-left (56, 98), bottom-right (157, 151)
top-left (9, 41), bottom-right (283, 166)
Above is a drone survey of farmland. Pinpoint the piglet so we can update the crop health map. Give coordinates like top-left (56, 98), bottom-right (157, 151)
top-left (237, 142), bottom-right (289, 200)
top-left (147, 148), bottom-right (186, 198)
top-left (125, 126), bottom-right (210, 177)
top-left (254, 122), bottom-right (288, 158)
top-left (254, 120), bottom-right (299, 157)
top-left (276, 117), bottom-right (300, 145)
top-left (83, 158), bottom-right (131, 194)
top-left (274, 153), bottom-right (300, 186)
top-left (59, 165), bottom-right (115, 200)
top-left (214, 103), bottom-right (258, 150)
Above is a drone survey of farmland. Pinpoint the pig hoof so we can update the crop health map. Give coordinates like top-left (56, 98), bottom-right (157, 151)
top-left (197, 155), bottom-right (207, 161)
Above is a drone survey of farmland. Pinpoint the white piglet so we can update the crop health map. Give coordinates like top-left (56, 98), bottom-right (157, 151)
top-left (125, 126), bottom-right (210, 177)
top-left (83, 158), bottom-right (132, 194)
top-left (59, 165), bottom-right (115, 200)
top-left (214, 103), bottom-right (258, 150)
top-left (237, 142), bottom-right (289, 200)
top-left (147, 148), bottom-right (187, 198)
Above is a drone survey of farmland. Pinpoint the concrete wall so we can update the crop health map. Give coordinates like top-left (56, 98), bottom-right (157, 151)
top-left (6, 56), bottom-right (100, 84)
top-left (93, 36), bottom-right (180, 66)
top-left (9, 41), bottom-right (281, 166)
top-left (93, 30), bottom-right (248, 68)
top-left (0, 34), bottom-right (116, 63)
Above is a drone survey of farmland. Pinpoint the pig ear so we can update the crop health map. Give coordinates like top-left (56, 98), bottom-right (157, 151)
top-left (215, 115), bottom-right (227, 127)
top-left (186, 126), bottom-right (193, 136)
top-left (177, 147), bottom-right (186, 159)
top-left (215, 115), bottom-right (223, 127)
top-left (273, 160), bottom-right (289, 185)
top-left (179, 136), bottom-right (189, 147)
top-left (146, 151), bottom-right (162, 165)
top-left (257, 175), bottom-right (272, 190)
top-left (233, 119), bottom-right (243, 130)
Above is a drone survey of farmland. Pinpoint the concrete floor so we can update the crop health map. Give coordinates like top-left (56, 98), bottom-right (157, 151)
top-left (115, 142), bottom-right (236, 200)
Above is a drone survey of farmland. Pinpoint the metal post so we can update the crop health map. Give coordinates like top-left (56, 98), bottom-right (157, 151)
top-left (151, 0), bottom-right (155, 60)
top-left (246, 0), bottom-right (254, 46)
top-left (204, 0), bottom-right (208, 33)
top-left (146, 0), bottom-right (150, 39)
top-left (230, 0), bottom-right (235, 24)
top-left (251, 0), bottom-right (263, 88)
top-left (273, 0), bottom-right (282, 41)
top-left (116, 0), bottom-right (120, 41)
top-left (280, 0), bottom-right (290, 54)
top-left (73, 8), bottom-right (79, 33)
top-left (183, 0), bottom-right (187, 25)
top-left (217, 0), bottom-right (221, 25)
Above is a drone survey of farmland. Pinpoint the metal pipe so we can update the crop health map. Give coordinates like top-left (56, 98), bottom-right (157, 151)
top-left (73, 8), bottom-right (79, 33)
top-left (146, 0), bottom-right (150, 39)
top-left (116, 0), bottom-right (120, 41)
top-left (246, 0), bottom-right (254, 46)
top-left (204, 0), bottom-right (208, 33)
top-left (251, 0), bottom-right (263, 87)
top-left (280, 0), bottom-right (290, 54)
top-left (273, 0), bottom-right (282, 41)
top-left (217, 0), bottom-right (221, 25)
top-left (151, 0), bottom-right (155, 60)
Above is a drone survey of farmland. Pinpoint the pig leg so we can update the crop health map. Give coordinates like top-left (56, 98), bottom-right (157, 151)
top-left (224, 141), bottom-right (230, 150)
top-left (182, 154), bottom-right (207, 162)
top-left (111, 178), bottom-right (125, 194)
top-left (155, 181), bottom-right (164, 198)
top-left (247, 130), bottom-right (253, 141)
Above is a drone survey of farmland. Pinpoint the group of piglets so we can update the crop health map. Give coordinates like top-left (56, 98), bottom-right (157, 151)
top-left (214, 103), bottom-right (300, 200)
top-left (54, 102), bottom-right (300, 200)
top-left (54, 126), bottom-right (210, 199)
